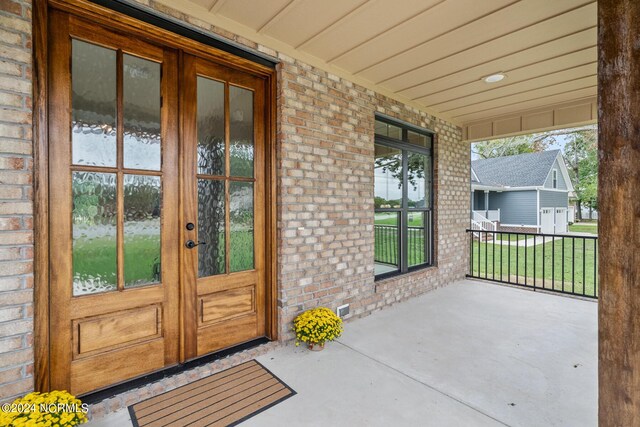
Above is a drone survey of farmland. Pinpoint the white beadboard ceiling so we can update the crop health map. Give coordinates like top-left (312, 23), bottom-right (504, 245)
top-left (169, 0), bottom-right (597, 126)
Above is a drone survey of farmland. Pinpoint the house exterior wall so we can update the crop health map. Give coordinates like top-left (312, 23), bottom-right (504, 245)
top-left (539, 190), bottom-right (569, 208)
top-left (275, 57), bottom-right (468, 339)
top-left (0, 0), bottom-right (469, 407)
top-left (488, 190), bottom-right (537, 225)
top-left (543, 158), bottom-right (568, 189)
top-left (0, 0), bottom-right (35, 404)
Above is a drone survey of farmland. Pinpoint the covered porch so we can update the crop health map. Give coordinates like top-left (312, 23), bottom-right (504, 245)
top-left (90, 280), bottom-right (597, 426)
top-left (1, 0), bottom-right (639, 425)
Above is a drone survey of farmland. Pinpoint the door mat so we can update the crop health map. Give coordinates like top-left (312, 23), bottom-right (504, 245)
top-left (128, 360), bottom-right (296, 427)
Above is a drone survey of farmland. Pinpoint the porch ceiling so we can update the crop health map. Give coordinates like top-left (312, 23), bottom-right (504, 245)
top-left (167, 0), bottom-right (596, 131)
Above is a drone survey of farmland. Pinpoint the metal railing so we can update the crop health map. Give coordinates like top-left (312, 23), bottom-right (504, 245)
top-left (466, 229), bottom-right (598, 299)
top-left (374, 225), bottom-right (425, 266)
top-left (374, 225), bottom-right (398, 265)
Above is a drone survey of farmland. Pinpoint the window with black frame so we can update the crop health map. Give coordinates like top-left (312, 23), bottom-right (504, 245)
top-left (374, 116), bottom-right (434, 278)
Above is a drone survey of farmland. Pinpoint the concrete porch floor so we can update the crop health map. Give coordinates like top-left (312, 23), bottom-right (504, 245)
top-left (88, 280), bottom-right (597, 426)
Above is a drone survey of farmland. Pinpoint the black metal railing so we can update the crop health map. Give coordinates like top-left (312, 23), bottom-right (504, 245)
top-left (408, 226), bottom-right (426, 265)
top-left (374, 225), bottom-right (425, 266)
top-left (466, 229), bottom-right (598, 299)
top-left (374, 225), bottom-right (398, 265)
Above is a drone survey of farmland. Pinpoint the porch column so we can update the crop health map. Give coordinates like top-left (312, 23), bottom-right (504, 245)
top-left (598, 1), bottom-right (640, 425)
top-left (484, 190), bottom-right (489, 216)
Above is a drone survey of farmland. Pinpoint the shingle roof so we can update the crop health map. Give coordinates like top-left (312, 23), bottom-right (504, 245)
top-left (471, 150), bottom-right (560, 187)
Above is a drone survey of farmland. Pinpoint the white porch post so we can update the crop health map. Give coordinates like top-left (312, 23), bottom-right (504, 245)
top-left (484, 191), bottom-right (489, 217)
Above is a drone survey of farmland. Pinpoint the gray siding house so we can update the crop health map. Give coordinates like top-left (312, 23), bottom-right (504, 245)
top-left (471, 150), bottom-right (575, 234)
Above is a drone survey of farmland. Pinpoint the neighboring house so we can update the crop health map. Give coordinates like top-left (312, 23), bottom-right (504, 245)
top-left (471, 150), bottom-right (575, 234)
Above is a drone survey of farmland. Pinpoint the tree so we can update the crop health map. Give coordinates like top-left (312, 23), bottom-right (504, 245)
top-left (374, 151), bottom-right (430, 208)
top-left (562, 126), bottom-right (598, 220)
top-left (472, 134), bottom-right (551, 158)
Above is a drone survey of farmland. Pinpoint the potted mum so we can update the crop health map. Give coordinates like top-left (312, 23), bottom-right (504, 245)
top-left (293, 307), bottom-right (343, 351)
top-left (0, 390), bottom-right (88, 426)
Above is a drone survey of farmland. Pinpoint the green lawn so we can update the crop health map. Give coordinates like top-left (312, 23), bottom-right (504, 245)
top-left (470, 237), bottom-right (598, 297)
top-left (569, 223), bottom-right (598, 234)
top-left (375, 215), bottom-right (424, 227)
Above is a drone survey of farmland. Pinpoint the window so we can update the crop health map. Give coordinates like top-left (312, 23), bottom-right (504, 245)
top-left (552, 169), bottom-right (558, 189)
top-left (374, 116), bottom-right (434, 279)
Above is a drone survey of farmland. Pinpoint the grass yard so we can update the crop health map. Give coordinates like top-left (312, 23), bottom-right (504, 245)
top-left (470, 237), bottom-right (598, 297)
top-left (569, 223), bottom-right (598, 234)
top-left (375, 214), bottom-right (424, 227)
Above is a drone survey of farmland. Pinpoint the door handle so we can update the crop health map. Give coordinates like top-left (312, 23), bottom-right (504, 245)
top-left (185, 240), bottom-right (207, 249)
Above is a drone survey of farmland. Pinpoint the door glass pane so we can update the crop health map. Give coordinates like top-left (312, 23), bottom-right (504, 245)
top-left (374, 144), bottom-right (402, 208)
top-left (408, 212), bottom-right (426, 267)
top-left (72, 40), bottom-right (117, 167)
top-left (229, 86), bottom-right (254, 177)
top-left (230, 182), bottom-right (254, 272)
top-left (197, 77), bottom-right (225, 176)
top-left (72, 172), bottom-right (117, 296)
top-left (374, 212), bottom-right (400, 276)
top-left (123, 55), bottom-right (161, 170)
top-left (198, 179), bottom-right (225, 277)
top-left (407, 152), bottom-right (430, 208)
top-left (124, 175), bottom-right (161, 288)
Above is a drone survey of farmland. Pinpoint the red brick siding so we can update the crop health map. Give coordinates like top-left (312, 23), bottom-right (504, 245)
top-left (0, 0), bottom-right (32, 403)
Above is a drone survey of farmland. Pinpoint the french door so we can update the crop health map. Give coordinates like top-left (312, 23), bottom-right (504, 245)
top-left (48, 11), bottom-right (267, 395)
top-left (181, 55), bottom-right (266, 359)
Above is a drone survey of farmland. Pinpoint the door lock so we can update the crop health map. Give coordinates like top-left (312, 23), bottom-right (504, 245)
top-left (185, 240), bottom-right (206, 249)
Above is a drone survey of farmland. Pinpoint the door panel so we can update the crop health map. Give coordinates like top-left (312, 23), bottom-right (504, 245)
top-left (48, 12), bottom-right (179, 395)
top-left (182, 55), bottom-right (266, 359)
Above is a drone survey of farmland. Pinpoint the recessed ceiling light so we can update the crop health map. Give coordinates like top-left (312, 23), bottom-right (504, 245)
top-left (483, 73), bottom-right (506, 83)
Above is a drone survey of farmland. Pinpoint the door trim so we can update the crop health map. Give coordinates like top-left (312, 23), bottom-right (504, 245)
top-left (33, 0), bottom-right (278, 393)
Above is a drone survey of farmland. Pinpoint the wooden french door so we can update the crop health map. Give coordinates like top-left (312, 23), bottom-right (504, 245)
top-left (181, 55), bottom-right (266, 359)
top-left (48, 10), bottom-right (267, 395)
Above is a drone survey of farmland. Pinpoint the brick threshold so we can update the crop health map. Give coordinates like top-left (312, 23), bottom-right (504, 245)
top-left (86, 338), bottom-right (282, 421)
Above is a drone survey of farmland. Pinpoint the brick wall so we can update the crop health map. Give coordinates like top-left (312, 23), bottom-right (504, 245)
top-left (0, 0), bottom-right (33, 403)
top-left (0, 0), bottom-right (469, 406)
top-left (275, 58), bottom-right (469, 339)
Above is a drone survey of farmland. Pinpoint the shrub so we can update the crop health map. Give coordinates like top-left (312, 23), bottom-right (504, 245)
top-left (293, 307), bottom-right (343, 347)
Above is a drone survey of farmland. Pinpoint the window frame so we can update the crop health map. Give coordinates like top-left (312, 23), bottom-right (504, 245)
top-left (552, 169), bottom-right (558, 189)
top-left (374, 115), bottom-right (435, 281)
